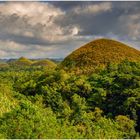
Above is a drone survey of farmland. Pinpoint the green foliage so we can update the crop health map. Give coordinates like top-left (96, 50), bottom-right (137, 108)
top-left (0, 59), bottom-right (139, 138)
top-left (0, 81), bottom-right (18, 117)
top-left (92, 117), bottom-right (122, 139)
top-left (0, 101), bottom-right (60, 139)
top-left (115, 115), bottom-right (136, 138)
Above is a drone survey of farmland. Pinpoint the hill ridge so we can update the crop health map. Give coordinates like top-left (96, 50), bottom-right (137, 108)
top-left (60, 38), bottom-right (140, 74)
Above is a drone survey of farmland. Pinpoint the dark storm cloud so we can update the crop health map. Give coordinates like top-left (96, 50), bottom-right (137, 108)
top-left (54, 1), bottom-right (140, 38)
top-left (51, 1), bottom-right (140, 50)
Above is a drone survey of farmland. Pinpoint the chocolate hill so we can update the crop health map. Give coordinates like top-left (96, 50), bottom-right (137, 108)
top-left (61, 38), bottom-right (140, 74)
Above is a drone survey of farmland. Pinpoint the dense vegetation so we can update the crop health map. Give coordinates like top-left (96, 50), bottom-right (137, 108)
top-left (0, 59), bottom-right (140, 139)
top-left (61, 38), bottom-right (140, 74)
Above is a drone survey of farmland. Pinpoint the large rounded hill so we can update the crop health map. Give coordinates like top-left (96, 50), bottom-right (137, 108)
top-left (60, 38), bottom-right (140, 74)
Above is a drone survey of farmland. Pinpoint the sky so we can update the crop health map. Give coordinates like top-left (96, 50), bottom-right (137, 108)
top-left (0, 1), bottom-right (140, 59)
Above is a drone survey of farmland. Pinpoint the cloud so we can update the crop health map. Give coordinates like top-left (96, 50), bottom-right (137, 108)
top-left (0, 2), bottom-right (68, 43)
top-left (55, 1), bottom-right (140, 49)
top-left (0, 39), bottom-right (61, 58)
top-left (54, 2), bottom-right (114, 36)
top-left (118, 13), bottom-right (140, 40)
top-left (0, 2), bottom-right (64, 25)
top-left (0, 2), bottom-right (83, 46)
top-left (0, 35), bottom-right (102, 59)
top-left (0, 40), bottom-right (29, 58)
top-left (72, 2), bottom-right (112, 15)
top-left (0, 1), bottom-right (140, 59)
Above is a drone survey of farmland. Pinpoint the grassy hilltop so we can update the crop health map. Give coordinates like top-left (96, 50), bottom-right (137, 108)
top-left (61, 38), bottom-right (140, 74)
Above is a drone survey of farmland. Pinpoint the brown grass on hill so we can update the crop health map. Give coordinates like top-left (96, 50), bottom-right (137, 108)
top-left (60, 38), bottom-right (140, 74)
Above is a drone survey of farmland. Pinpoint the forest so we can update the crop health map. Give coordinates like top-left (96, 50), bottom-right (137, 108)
top-left (0, 59), bottom-right (140, 139)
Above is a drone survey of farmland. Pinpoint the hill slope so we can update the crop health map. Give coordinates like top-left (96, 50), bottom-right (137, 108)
top-left (8, 57), bottom-right (33, 66)
top-left (32, 59), bottom-right (56, 67)
top-left (61, 38), bottom-right (140, 74)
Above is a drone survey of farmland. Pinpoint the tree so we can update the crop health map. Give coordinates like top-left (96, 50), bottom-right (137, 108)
top-left (115, 115), bottom-right (136, 138)
top-left (0, 101), bottom-right (59, 139)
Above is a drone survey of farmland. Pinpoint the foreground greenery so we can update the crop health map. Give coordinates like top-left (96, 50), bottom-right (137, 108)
top-left (0, 60), bottom-right (140, 139)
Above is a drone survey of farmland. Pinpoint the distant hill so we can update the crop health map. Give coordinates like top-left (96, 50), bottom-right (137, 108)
top-left (0, 59), bottom-right (8, 63)
top-left (8, 57), bottom-right (33, 66)
top-left (7, 59), bottom-right (17, 63)
top-left (7, 57), bottom-right (57, 68)
top-left (60, 38), bottom-right (140, 74)
top-left (32, 59), bottom-right (56, 67)
top-left (0, 62), bottom-right (9, 68)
